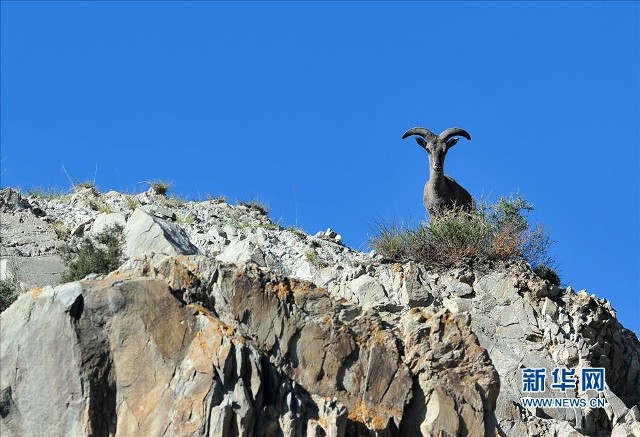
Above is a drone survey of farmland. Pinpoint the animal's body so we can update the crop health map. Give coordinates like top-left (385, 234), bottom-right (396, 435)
top-left (402, 127), bottom-right (474, 218)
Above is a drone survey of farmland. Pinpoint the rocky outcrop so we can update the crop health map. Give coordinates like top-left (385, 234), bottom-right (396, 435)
top-left (1, 187), bottom-right (639, 436)
top-left (1, 256), bottom-right (498, 436)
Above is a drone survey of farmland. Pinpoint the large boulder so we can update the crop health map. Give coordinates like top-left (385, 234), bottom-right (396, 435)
top-left (124, 208), bottom-right (198, 259)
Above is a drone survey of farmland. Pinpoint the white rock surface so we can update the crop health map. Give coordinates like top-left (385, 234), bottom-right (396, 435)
top-left (124, 208), bottom-right (198, 259)
top-left (1, 187), bottom-right (638, 436)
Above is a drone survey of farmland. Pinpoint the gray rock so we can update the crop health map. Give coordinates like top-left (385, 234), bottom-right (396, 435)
top-left (124, 208), bottom-right (198, 259)
top-left (140, 204), bottom-right (176, 221)
top-left (1, 188), bottom-right (639, 436)
top-left (0, 256), bottom-right (65, 292)
top-left (347, 274), bottom-right (387, 306)
top-left (89, 212), bottom-right (126, 236)
top-left (0, 189), bottom-right (30, 211)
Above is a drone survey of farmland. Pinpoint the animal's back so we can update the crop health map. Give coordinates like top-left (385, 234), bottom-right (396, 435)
top-left (445, 175), bottom-right (473, 211)
top-left (423, 175), bottom-right (473, 216)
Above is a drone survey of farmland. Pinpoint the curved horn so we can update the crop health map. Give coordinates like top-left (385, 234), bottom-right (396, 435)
top-left (402, 127), bottom-right (437, 141)
top-left (438, 127), bottom-right (471, 143)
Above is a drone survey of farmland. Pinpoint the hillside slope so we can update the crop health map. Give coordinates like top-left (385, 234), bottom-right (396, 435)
top-left (1, 187), bottom-right (638, 436)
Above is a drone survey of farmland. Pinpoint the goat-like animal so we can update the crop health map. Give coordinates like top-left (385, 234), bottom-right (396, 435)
top-left (402, 127), bottom-right (473, 218)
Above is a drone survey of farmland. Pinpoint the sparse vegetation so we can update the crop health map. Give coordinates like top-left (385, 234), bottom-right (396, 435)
top-left (162, 196), bottom-right (185, 208)
top-left (27, 186), bottom-right (66, 199)
top-left (60, 224), bottom-right (126, 282)
top-left (305, 250), bottom-right (328, 268)
top-left (369, 194), bottom-right (557, 276)
top-left (176, 213), bottom-right (196, 225)
top-left (86, 196), bottom-right (112, 213)
top-left (534, 264), bottom-right (561, 286)
top-left (148, 180), bottom-right (172, 196)
top-left (124, 195), bottom-right (140, 210)
top-left (97, 203), bottom-right (114, 214)
top-left (52, 221), bottom-right (71, 239)
top-left (238, 198), bottom-right (270, 215)
top-left (206, 194), bottom-right (227, 204)
top-left (0, 278), bottom-right (19, 313)
top-left (288, 226), bottom-right (306, 238)
top-left (73, 180), bottom-right (96, 191)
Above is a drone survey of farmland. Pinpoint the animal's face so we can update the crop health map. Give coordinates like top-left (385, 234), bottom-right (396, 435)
top-left (427, 140), bottom-right (448, 173)
top-left (416, 137), bottom-right (454, 173)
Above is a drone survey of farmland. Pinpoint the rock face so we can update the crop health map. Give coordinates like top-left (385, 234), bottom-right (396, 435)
top-left (1, 258), bottom-right (497, 436)
top-left (1, 187), bottom-right (639, 436)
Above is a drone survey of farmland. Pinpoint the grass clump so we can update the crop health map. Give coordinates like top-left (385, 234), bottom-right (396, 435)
top-left (74, 180), bottom-right (96, 191)
top-left (305, 250), bottom-right (328, 268)
top-left (147, 180), bottom-right (172, 196)
top-left (52, 221), bottom-right (71, 239)
top-left (370, 194), bottom-right (556, 274)
top-left (61, 224), bottom-right (126, 282)
top-left (162, 196), bottom-right (186, 208)
top-left (0, 278), bottom-right (19, 313)
top-left (206, 194), bottom-right (227, 204)
top-left (86, 196), bottom-right (113, 213)
top-left (124, 195), bottom-right (140, 210)
top-left (238, 198), bottom-right (270, 215)
top-left (176, 213), bottom-right (196, 225)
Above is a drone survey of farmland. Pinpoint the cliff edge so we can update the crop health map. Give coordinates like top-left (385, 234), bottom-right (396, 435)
top-left (1, 188), bottom-right (638, 436)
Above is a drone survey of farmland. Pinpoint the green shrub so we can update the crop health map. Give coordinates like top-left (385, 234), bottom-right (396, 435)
top-left (61, 224), bottom-right (126, 282)
top-left (370, 194), bottom-right (556, 273)
top-left (0, 279), bottom-right (18, 313)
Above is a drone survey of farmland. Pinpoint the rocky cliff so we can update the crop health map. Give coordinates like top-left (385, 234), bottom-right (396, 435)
top-left (1, 187), bottom-right (638, 436)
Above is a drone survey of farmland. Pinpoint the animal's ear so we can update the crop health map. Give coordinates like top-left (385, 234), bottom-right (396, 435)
top-left (446, 138), bottom-right (459, 150)
top-left (415, 137), bottom-right (428, 150)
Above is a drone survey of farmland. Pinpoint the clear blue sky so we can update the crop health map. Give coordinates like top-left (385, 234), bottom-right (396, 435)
top-left (2, 2), bottom-right (638, 334)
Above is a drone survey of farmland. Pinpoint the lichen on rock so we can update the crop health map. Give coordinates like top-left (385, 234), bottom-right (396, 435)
top-left (1, 188), bottom-right (638, 436)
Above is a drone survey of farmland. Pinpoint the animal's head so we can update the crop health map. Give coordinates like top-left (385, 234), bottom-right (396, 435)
top-left (402, 127), bottom-right (471, 174)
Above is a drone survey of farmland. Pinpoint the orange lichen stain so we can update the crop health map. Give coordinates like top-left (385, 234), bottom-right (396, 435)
top-left (288, 279), bottom-right (317, 295)
top-left (323, 314), bottom-right (334, 327)
top-left (194, 331), bottom-right (213, 357)
top-left (192, 304), bottom-right (214, 317)
top-left (267, 279), bottom-right (316, 299)
top-left (191, 304), bottom-right (240, 345)
top-left (216, 322), bottom-right (235, 338)
top-left (316, 417), bottom-right (329, 429)
top-left (173, 263), bottom-right (199, 289)
top-left (371, 327), bottom-right (388, 346)
top-left (347, 401), bottom-right (389, 430)
top-left (291, 282), bottom-right (314, 295)
top-left (271, 281), bottom-right (292, 299)
top-left (443, 312), bottom-right (454, 324)
top-left (30, 287), bottom-right (42, 298)
top-left (190, 303), bottom-right (236, 337)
